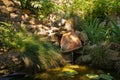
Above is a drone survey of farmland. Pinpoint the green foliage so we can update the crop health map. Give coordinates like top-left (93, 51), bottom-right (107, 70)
top-left (20, 35), bottom-right (65, 72)
top-left (86, 73), bottom-right (113, 80)
top-left (90, 0), bottom-right (108, 20)
top-left (107, 16), bottom-right (120, 43)
top-left (19, 0), bottom-right (120, 20)
top-left (10, 29), bottom-right (65, 71)
top-left (57, 0), bottom-right (120, 20)
top-left (0, 22), bottom-right (65, 72)
top-left (0, 22), bottom-right (22, 52)
top-left (19, 0), bottom-right (27, 8)
top-left (81, 15), bottom-right (119, 44)
top-left (107, 0), bottom-right (120, 14)
top-left (56, 0), bottom-right (84, 18)
top-left (82, 19), bottom-right (109, 44)
top-left (20, 0), bottom-right (55, 19)
top-left (91, 44), bottom-right (113, 68)
top-left (90, 0), bottom-right (120, 20)
top-left (63, 69), bottom-right (78, 78)
top-left (98, 74), bottom-right (113, 80)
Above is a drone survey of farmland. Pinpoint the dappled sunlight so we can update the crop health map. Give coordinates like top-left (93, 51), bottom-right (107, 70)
top-left (46, 64), bottom-right (88, 73)
top-left (70, 35), bottom-right (80, 44)
top-left (22, 57), bottom-right (33, 68)
top-left (64, 64), bottom-right (92, 74)
top-left (32, 64), bottom-right (109, 80)
top-left (65, 64), bottom-right (80, 69)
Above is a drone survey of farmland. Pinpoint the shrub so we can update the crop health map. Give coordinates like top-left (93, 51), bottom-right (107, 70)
top-left (0, 22), bottom-right (22, 52)
top-left (21, 36), bottom-right (66, 72)
top-left (91, 44), bottom-right (113, 69)
top-left (19, 0), bottom-right (55, 19)
top-left (56, 0), bottom-right (120, 21)
top-left (0, 22), bottom-right (65, 73)
top-left (107, 16), bottom-right (120, 43)
top-left (82, 19), bottom-right (109, 44)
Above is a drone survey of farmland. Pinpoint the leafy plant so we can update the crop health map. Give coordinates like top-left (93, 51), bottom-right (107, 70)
top-left (86, 73), bottom-right (113, 80)
top-left (0, 22), bottom-right (65, 72)
top-left (107, 16), bottom-right (120, 43)
top-left (91, 44), bottom-right (113, 69)
top-left (57, 0), bottom-right (120, 20)
top-left (19, 0), bottom-right (28, 8)
top-left (20, 35), bottom-right (66, 72)
top-left (89, 0), bottom-right (109, 20)
top-left (82, 19), bottom-right (109, 44)
top-left (0, 22), bottom-right (22, 52)
top-left (98, 74), bottom-right (113, 80)
top-left (19, 0), bottom-right (55, 19)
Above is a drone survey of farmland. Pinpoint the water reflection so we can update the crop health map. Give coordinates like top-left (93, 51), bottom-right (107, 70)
top-left (27, 64), bottom-right (118, 80)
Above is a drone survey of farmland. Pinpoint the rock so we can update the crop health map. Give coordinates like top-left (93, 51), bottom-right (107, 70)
top-left (6, 7), bottom-right (17, 13)
top-left (10, 13), bottom-right (18, 18)
top-left (28, 17), bottom-right (37, 25)
top-left (62, 53), bottom-right (73, 63)
top-left (60, 31), bottom-right (82, 52)
top-left (0, 6), bottom-right (9, 14)
top-left (2, 0), bottom-right (14, 7)
top-left (107, 49), bottom-right (120, 61)
top-left (58, 18), bottom-right (66, 26)
top-left (115, 60), bottom-right (120, 74)
top-left (0, 52), bottom-right (24, 75)
top-left (109, 42), bottom-right (120, 51)
top-left (75, 31), bottom-right (88, 45)
top-left (75, 55), bottom-right (91, 65)
top-left (64, 18), bottom-right (74, 31)
top-left (48, 33), bottom-right (59, 42)
top-left (21, 14), bottom-right (29, 23)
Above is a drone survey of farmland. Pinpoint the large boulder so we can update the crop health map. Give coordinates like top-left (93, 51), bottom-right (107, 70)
top-left (60, 31), bottom-right (82, 53)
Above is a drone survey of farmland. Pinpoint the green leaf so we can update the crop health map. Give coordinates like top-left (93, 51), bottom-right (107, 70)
top-left (99, 74), bottom-right (113, 80)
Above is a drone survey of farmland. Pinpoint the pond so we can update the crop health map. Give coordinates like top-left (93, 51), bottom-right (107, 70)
top-left (15, 64), bottom-right (119, 80)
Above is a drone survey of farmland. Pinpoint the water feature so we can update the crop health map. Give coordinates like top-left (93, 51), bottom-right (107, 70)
top-left (18, 64), bottom-right (119, 80)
